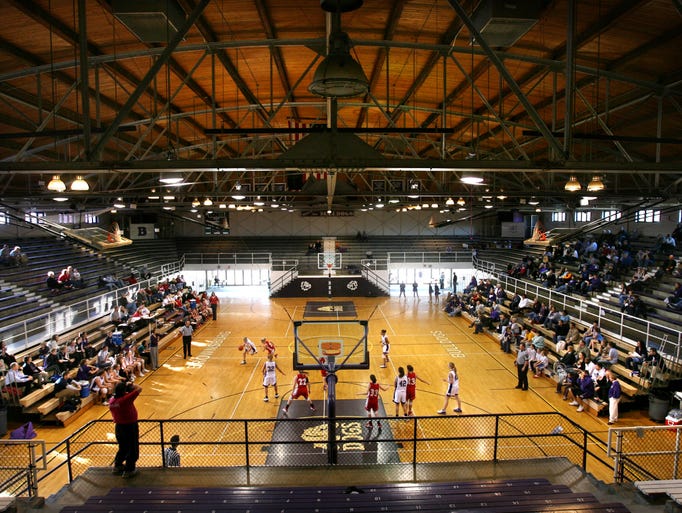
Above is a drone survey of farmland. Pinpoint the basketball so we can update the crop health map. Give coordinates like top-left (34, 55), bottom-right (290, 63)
top-left (238, 345), bottom-right (244, 351)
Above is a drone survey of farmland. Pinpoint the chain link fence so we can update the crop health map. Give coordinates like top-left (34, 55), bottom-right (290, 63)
top-left (0, 412), bottom-right (628, 496)
top-left (608, 424), bottom-right (682, 483)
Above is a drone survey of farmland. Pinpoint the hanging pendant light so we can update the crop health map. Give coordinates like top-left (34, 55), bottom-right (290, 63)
top-left (47, 175), bottom-right (66, 192)
top-left (70, 176), bottom-right (90, 191)
top-left (564, 175), bottom-right (582, 192)
top-left (587, 176), bottom-right (605, 192)
top-left (456, 197), bottom-right (466, 206)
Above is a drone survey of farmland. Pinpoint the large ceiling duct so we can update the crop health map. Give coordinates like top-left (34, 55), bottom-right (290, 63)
top-left (471, 0), bottom-right (542, 48)
top-left (112, 0), bottom-right (186, 43)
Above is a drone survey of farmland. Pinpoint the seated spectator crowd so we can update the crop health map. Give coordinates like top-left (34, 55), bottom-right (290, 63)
top-left (2, 274), bottom-right (211, 412)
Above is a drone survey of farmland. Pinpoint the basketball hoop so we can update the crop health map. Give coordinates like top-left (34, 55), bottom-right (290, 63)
top-left (326, 262), bottom-right (333, 272)
top-left (320, 341), bottom-right (342, 356)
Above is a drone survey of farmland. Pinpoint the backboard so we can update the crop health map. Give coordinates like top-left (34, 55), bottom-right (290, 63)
top-left (293, 319), bottom-right (369, 371)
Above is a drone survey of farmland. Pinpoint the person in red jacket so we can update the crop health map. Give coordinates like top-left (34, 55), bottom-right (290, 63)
top-left (109, 382), bottom-right (142, 478)
top-left (209, 292), bottom-right (219, 321)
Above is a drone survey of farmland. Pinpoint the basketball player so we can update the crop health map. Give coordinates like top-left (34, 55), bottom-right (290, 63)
top-left (261, 337), bottom-right (277, 358)
top-left (262, 353), bottom-right (285, 402)
top-left (282, 370), bottom-right (315, 415)
top-left (405, 364), bottom-right (430, 416)
top-left (393, 366), bottom-right (409, 417)
top-left (380, 329), bottom-right (390, 368)
top-left (241, 337), bottom-right (257, 365)
top-left (359, 374), bottom-right (388, 430)
top-left (437, 362), bottom-right (462, 414)
top-left (319, 357), bottom-right (328, 392)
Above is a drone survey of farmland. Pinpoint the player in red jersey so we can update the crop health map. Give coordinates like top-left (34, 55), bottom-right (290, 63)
top-left (360, 374), bottom-right (388, 430)
top-left (261, 337), bottom-right (277, 357)
top-left (319, 357), bottom-right (328, 392)
top-left (405, 364), bottom-right (430, 416)
top-left (282, 371), bottom-right (315, 415)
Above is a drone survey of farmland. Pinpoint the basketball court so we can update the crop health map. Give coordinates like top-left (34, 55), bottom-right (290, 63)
top-left (30, 292), bottom-right (654, 488)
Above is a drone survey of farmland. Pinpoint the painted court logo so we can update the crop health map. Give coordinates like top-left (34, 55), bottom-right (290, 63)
top-left (302, 421), bottom-right (364, 451)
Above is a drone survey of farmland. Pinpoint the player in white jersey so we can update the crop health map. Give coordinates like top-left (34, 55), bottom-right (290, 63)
top-left (393, 366), bottom-right (409, 416)
top-left (241, 336), bottom-right (257, 365)
top-left (380, 329), bottom-right (390, 368)
top-left (437, 362), bottom-right (462, 414)
top-left (262, 353), bottom-right (284, 402)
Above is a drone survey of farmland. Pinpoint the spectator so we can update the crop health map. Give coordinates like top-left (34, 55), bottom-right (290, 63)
top-left (664, 283), bottom-right (682, 307)
top-left (0, 342), bottom-right (15, 368)
top-left (533, 349), bottom-right (549, 378)
top-left (530, 329), bottom-right (545, 351)
top-left (91, 373), bottom-right (110, 405)
top-left (517, 294), bottom-right (535, 313)
top-left (23, 356), bottom-right (48, 386)
top-left (109, 382), bottom-right (142, 478)
top-left (4, 361), bottom-right (34, 392)
top-left (46, 271), bottom-right (61, 294)
top-left (75, 360), bottom-right (98, 382)
top-left (71, 267), bottom-right (85, 288)
top-left (57, 267), bottom-right (73, 289)
top-left (624, 294), bottom-right (648, 319)
top-left (567, 369), bottom-right (595, 412)
top-left (163, 435), bottom-right (181, 467)
top-left (0, 243), bottom-right (11, 265)
top-left (625, 340), bottom-right (646, 374)
top-left (8, 245), bottom-right (27, 266)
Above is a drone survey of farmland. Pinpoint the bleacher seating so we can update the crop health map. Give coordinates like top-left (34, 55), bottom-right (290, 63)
top-left (474, 239), bottom-right (682, 406)
top-left (56, 478), bottom-right (633, 513)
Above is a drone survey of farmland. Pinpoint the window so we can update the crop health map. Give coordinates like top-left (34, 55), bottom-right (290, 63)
top-left (24, 212), bottom-right (45, 223)
top-left (601, 210), bottom-right (621, 221)
top-left (58, 213), bottom-right (75, 224)
top-left (551, 212), bottom-right (566, 222)
top-left (574, 211), bottom-right (591, 222)
top-left (83, 213), bottom-right (99, 224)
top-left (635, 209), bottom-right (660, 223)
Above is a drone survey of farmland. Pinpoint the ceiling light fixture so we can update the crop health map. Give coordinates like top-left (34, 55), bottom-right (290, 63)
top-left (309, 30), bottom-right (368, 98)
top-left (192, 198), bottom-right (200, 207)
top-left (70, 176), bottom-right (90, 191)
top-left (457, 197), bottom-right (466, 206)
top-left (564, 175), bottom-right (582, 192)
top-left (52, 197), bottom-right (68, 202)
top-left (47, 175), bottom-right (66, 192)
top-left (587, 176), bottom-right (605, 192)
top-left (203, 198), bottom-right (213, 206)
top-left (460, 174), bottom-right (484, 185)
top-left (445, 197), bottom-right (455, 206)
top-left (159, 171), bottom-right (184, 185)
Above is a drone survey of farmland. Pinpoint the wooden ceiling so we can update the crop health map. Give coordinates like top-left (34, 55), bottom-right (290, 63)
top-left (0, 0), bottom-right (680, 215)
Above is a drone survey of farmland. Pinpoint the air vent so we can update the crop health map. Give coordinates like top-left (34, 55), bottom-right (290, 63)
top-left (471, 0), bottom-right (541, 48)
top-left (112, 0), bottom-right (186, 43)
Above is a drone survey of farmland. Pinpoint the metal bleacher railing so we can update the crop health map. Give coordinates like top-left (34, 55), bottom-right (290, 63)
top-left (1, 412), bottom-right (615, 498)
top-left (1, 275), bottom-right (161, 356)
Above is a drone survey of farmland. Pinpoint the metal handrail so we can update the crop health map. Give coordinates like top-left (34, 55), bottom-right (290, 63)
top-left (473, 259), bottom-right (682, 359)
top-left (0, 412), bottom-right (614, 497)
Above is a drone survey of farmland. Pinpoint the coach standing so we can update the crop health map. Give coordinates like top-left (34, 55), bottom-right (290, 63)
top-left (109, 382), bottom-right (142, 478)
top-left (179, 320), bottom-right (193, 359)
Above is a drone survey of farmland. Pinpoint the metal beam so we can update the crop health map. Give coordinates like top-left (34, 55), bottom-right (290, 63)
top-left (446, 0), bottom-right (565, 160)
top-left (90, 0), bottom-right (211, 159)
